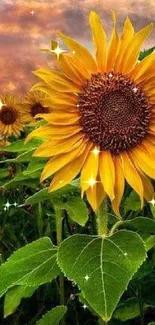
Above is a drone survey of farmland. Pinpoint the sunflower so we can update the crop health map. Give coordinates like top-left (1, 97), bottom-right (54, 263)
top-left (27, 11), bottom-right (155, 216)
top-left (0, 95), bottom-right (24, 138)
top-left (23, 90), bottom-right (52, 123)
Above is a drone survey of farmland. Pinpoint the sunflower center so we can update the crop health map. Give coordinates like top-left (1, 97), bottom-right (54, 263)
top-left (0, 105), bottom-right (18, 125)
top-left (79, 72), bottom-right (152, 154)
top-left (31, 102), bottom-right (49, 117)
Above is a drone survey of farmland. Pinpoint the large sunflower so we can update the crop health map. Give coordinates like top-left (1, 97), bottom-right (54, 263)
top-left (0, 95), bottom-right (24, 138)
top-left (23, 90), bottom-right (52, 123)
top-left (27, 11), bottom-right (155, 216)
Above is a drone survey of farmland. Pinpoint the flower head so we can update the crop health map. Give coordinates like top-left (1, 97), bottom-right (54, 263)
top-left (0, 94), bottom-right (25, 138)
top-left (27, 11), bottom-right (155, 216)
top-left (23, 90), bottom-right (52, 123)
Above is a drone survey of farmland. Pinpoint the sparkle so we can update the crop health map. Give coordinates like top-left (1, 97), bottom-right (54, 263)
top-left (124, 252), bottom-right (128, 256)
top-left (133, 87), bottom-right (138, 93)
top-left (72, 50), bottom-right (75, 54)
top-left (108, 72), bottom-right (113, 78)
top-left (82, 304), bottom-right (87, 310)
top-left (84, 275), bottom-right (90, 281)
top-left (3, 200), bottom-right (11, 210)
top-left (0, 100), bottom-right (4, 110)
top-left (149, 198), bottom-right (155, 206)
top-left (92, 147), bottom-right (100, 156)
top-left (50, 44), bottom-right (67, 59)
top-left (30, 10), bottom-right (35, 15)
top-left (87, 177), bottom-right (97, 188)
top-left (13, 202), bottom-right (18, 207)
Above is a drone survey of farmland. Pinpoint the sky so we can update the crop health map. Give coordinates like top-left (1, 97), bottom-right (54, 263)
top-left (0, 0), bottom-right (155, 96)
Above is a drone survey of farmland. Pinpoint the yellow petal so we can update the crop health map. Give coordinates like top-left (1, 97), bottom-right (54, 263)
top-left (26, 124), bottom-right (82, 143)
top-left (139, 171), bottom-right (154, 202)
top-left (57, 31), bottom-right (97, 73)
top-left (114, 17), bottom-right (134, 72)
top-left (112, 156), bottom-right (125, 218)
top-left (80, 145), bottom-right (99, 193)
top-left (36, 112), bottom-right (80, 125)
top-left (99, 151), bottom-right (115, 201)
top-left (130, 52), bottom-right (155, 82)
top-left (106, 11), bottom-right (120, 71)
top-left (89, 11), bottom-right (106, 71)
top-left (131, 146), bottom-right (155, 179)
top-left (49, 142), bottom-right (92, 191)
top-left (33, 69), bottom-right (81, 93)
top-left (121, 152), bottom-right (143, 205)
top-left (34, 133), bottom-right (84, 157)
top-left (121, 23), bottom-right (153, 74)
top-left (57, 52), bottom-right (90, 83)
top-left (86, 178), bottom-right (105, 211)
top-left (40, 140), bottom-right (87, 182)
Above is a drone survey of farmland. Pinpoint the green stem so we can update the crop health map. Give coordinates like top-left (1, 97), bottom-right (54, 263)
top-left (109, 220), bottom-right (124, 236)
top-left (97, 198), bottom-right (108, 237)
top-left (56, 209), bottom-right (65, 324)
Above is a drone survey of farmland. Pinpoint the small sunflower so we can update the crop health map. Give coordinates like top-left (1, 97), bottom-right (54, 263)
top-left (27, 11), bottom-right (155, 216)
top-left (0, 95), bottom-right (24, 138)
top-left (23, 91), bottom-right (52, 123)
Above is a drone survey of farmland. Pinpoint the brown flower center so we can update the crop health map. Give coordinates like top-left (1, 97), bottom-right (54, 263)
top-left (0, 105), bottom-right (18, 125)
top-left (31, 102), bottom-right (49, 117)
top-left (79, 72), bottom-right (152, 154)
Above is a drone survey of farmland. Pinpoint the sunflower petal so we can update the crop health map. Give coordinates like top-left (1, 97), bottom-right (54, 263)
top-left (99, 151), bottom-right (115, 201)
top-left (131, 145), bottom-right (155, 179)
top-left (57, 31), bottom-right (97, 73)
top-left (80, 145), bottom-right (99, 193)
top-left (49, 142), bottom-right (91, 192)
top-left (86, 178), bottom-right (105, 211)
top-left (36, 112), bottom-right (80, 125)
top-left (121, 152), bottom-right (143, 205)
top-left (26, 124), bottom-right (82, 143)
top-left (33, 69), bottom-right (81, 93)
top-left (121, 23), bottom-right (153, 73)
top-left (89, 11), bottom-right (106, 71)
top-left (130, 52), bottom-right (155, 82)
top-left (106, 11), bottom-right (120, 71)
top-left (34, 133), bottom-right (84, 157)
top-left (40, 140), bottom-right (87, 182)
top-left (112, 156), bottom-right (125, 218)
top-left (139, 171), bottom-right (154, 202)
top-left (114, 17), bottom-right (134, 72)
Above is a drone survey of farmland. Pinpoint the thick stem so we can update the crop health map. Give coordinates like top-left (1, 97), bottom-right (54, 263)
top-left (97, 198), bottom-right (108, 237)
top-left (55, 209), bottom-right (65, 324)
top-left (98, 319), bottom-right (108, 325)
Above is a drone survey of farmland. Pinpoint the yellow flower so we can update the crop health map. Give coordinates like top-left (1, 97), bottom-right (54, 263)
top-left (0, 95), bottom-right (24, 138)
top-left (23, 90), bottom-right (52, 123)
top-left (27, 11), bottom-right (155, 216)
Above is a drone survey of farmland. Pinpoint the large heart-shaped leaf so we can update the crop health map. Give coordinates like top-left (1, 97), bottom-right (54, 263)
top-left (0, 237), bottom-right (60, 298)
top-left (58, 230), bottom-right (146, 321)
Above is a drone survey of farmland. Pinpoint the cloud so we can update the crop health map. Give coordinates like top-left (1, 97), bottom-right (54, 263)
top-left (0, 0), bottom-right (154, 95)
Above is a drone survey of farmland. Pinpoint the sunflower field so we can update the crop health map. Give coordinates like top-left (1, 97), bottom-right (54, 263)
top-left (1, 11), bottom-right (155, 325)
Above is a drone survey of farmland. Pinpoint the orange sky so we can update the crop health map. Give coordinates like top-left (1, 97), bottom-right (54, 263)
top-left (0, 0), bottom-right (155, 95)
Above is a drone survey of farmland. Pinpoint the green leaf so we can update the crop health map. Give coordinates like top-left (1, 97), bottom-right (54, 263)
top-left (0, 150), bottom-right (34, 164)
top-left (36, 306), bottom-right (67, 325)
top-left (4, 285), bottom-right (37, 317)
top-left (124, 191), bottom-right (140, 213)
top-left (113, 298), bottom-right (140, 321)
top-left (0, 168), bottom-right (9, 179)
top-left (58, 231), bottom-right (146, 321)
top-left (52, 196), bottom-right (88, 226)
top-left (148, 323), bottom-right (155, 325)
top-left (0, 237), bottom-right (60, 298)
top-left (120, 217), bottom-right (155, 234)
top-left (24, 185), bottom-right (79, 206)
top-left (23, 159), bottom-right (46, 176)
top-left (0, 138), bottom-right (42, 153)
